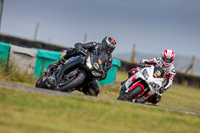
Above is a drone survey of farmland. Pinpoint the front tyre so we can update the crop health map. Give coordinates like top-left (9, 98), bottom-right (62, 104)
top-left (56, 72), bottom-right (86, 92)
top-left (126, 85), bottom-right (143, 101)
top-left (35, 75), bottom-right (48, 88)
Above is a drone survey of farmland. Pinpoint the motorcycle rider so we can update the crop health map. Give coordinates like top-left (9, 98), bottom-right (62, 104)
top-left (47, 36), bottom-right (117, 96)
top-left (127, 49), bottom-right (176, 104)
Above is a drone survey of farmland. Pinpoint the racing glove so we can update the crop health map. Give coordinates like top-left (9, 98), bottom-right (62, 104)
top-left (159, 87), bottom-right (166, 94)
top-left (98, 70), bottom-right (107, 81)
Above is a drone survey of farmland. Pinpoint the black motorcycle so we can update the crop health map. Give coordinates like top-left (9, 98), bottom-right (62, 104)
top-left (35, 49), bottom-right (107, 94)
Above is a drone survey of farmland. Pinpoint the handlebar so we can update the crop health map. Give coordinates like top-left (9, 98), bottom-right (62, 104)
top-left (138, 62), bottom-right (156, 68)
top-left (144, 62), bottom-right (156, 65)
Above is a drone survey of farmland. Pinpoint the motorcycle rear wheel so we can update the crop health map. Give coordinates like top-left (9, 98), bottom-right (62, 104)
top-left (56, 72), bottom-right (85, 92)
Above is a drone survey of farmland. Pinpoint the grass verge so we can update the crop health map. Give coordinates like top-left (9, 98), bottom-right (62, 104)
top-left (0, 87), bottom-right (199, 133)
top-left (0, 63), bottom-right (35, 86)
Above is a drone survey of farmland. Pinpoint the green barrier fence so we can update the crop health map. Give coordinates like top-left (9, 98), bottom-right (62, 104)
top-left (34, 49), bottom-right (61, 78)
top-left (0, 42), bottom-right (11, 66)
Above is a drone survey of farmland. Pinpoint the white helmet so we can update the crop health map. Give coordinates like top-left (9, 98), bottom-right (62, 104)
top-left (161, 49), bottom-right (175, 67)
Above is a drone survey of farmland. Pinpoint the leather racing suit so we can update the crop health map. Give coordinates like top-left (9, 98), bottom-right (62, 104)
top-left (129, 57), bottom-right (176, 104)
top-left (48, 42), bottom-right (113, 96)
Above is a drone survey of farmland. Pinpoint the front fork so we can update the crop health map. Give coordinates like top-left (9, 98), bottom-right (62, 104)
top-left (46, 66), bottom-right (61, 89)
top-left (119, 75), bottom-right (138, 94)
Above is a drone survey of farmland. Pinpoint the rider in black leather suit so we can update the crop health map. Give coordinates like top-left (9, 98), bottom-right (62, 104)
top-left (48, 36), bottom-right (117, 96)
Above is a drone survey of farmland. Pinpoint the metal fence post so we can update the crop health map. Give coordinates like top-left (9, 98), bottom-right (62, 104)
top-left (0, 0), bottom-right (4, 32)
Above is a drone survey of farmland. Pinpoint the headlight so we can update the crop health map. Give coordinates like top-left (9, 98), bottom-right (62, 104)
top-left (149, 82), bottom-right (160, 89)
top-left (86, 56), bottom-right (92, 69)
top-left (142, 69), bottom-right (149, 80)
top-left (92, 71), bottom-right (102, 77)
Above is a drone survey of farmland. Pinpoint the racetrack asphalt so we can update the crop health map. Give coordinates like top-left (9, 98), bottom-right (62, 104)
top-left (0, 82), bottom-right (199, 115)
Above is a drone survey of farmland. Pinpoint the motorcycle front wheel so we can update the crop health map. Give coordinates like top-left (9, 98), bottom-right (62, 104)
top-left (126, 85), bottom-right (143, 101)
top-left (56, 72), bottom-right (86, 92)
top-left (35, 74), bottom-right (48, 88)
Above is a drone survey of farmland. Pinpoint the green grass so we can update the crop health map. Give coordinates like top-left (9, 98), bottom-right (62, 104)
top-left (0, 88), bottom-right (199, 133)
top-left (158, 83), bottom-right (200, 111)
top-left (98, 83), bottom-right (200, 112)
top-left (0, 63), bottom-right (35, 86)
top-left (0, 67), bottom-right (200, 132)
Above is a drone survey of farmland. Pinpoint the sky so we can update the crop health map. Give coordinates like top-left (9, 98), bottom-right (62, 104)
top-left (1, 0), bottom-right (200, 59)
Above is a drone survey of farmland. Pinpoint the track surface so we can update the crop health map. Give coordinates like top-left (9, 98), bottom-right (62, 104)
top-left (0, 82), bottom-right (199, 115)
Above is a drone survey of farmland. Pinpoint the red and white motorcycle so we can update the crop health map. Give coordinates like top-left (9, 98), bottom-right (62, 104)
top-left (117, 63), bottom-right (164, 103)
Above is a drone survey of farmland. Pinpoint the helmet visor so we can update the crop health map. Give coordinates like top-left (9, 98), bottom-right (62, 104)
top-left (162, 57), bottom-right (173, 63)
top-left (105, 44), bottom-right (115, 53)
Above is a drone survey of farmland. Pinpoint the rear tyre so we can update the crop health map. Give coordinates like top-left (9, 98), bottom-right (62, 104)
top-left (126, 85), bottom-right (143, 101)
top-left (35, 75), bottom-right (48, 88)
top-left (56, 72), bottom-right (86, 92)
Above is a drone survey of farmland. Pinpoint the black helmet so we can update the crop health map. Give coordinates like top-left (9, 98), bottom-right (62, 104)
top-left (101, 36), bottom-right (116, 54)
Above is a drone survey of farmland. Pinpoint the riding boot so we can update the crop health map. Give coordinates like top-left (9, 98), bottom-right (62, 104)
top-left (50, 48), bottom-right (78, 68)
top-left (52, 57), bottom-right (65, 67)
